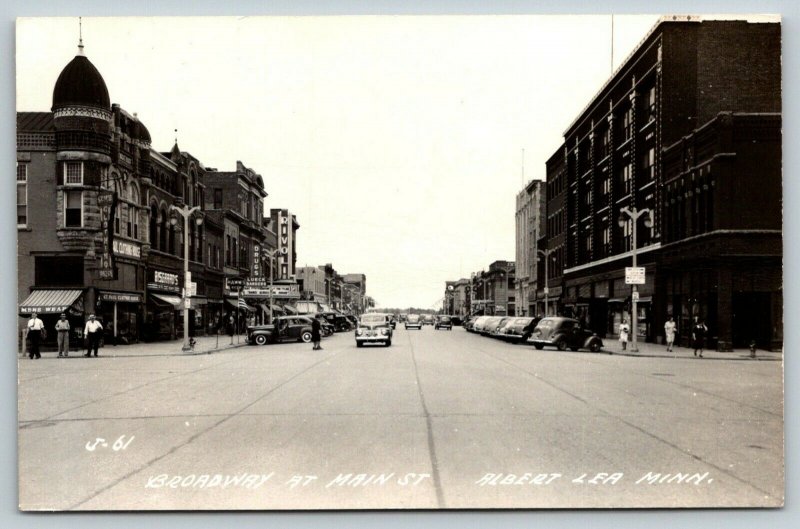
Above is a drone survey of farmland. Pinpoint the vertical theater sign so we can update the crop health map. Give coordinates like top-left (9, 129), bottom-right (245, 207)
top-left (97, 190), bottom-right (117, 280)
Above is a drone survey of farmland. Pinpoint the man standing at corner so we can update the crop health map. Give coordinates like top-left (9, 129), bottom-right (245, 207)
top-left (55, 313), bottom-right (71, 357)
top-left (27, 312), bottom-right (45, 359)
top-left (84, 314), bottom-right (103, 357)
top-left (311, 316), bottom-right (322, 350)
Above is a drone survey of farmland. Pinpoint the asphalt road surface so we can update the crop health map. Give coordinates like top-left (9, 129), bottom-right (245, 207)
top-left (18, 325), bottom-right (783, 510)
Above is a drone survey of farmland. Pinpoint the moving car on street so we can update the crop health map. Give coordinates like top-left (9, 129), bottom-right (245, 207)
top-left (434, 315), bottom-right (453, 330)
top-left (355, 313), bottom-right (393, 347)
top-left (405, 314), bottom-right (422, 330)
top-left (247, 316), bottom-right (315, 345)
top-left (527, 317), bottom-right (603, 352)
top-left (422, 314), bottom-right (435, 326)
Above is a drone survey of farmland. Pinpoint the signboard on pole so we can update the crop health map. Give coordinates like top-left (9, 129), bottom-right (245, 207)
top-left (186, 282), bottom-right (197, 297)
top-left (625, 267), bottom-right (646, 285)
top-left (227, 277), bottom-right (245, 290)
top-left (632, 291), bottom-right (639, 302)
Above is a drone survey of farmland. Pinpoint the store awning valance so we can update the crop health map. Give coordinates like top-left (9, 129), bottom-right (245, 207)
top-left (151, 294), bottom-right (183, 308)
top-left (226, 297), bottom-right (256, 312)
top-left (19, 289), bottom-right (83, 315)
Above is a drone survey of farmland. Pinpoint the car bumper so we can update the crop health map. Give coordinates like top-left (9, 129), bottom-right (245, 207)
top-left (356, 333), bottom-right (391, 342)
top-left (405, 324), bottom-right (421, 329)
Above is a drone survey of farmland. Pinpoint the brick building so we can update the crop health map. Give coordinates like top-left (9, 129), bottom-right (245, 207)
top-left (16, 41), bottom-right (276, 343)
top-left (472, 261), bottom-right (515, 316)
top-left (539, 17), bottom-right (781, 348)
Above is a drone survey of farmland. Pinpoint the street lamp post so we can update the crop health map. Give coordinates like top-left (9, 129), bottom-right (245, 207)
top-left (537, 248), bottom-right (553, 317)
top-left (618, 206), bottom-right (653, 353)
top-left (169, 204), bottom-right (202, 352)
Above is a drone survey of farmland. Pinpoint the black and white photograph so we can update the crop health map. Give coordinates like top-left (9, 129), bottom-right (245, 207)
top-left (14, 12), bottom-right (783, 511)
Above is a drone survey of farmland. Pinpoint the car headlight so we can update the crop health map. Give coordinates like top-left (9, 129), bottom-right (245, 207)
top-left (381, 328), bottom-right (389, 335)
top-left (356, 329), bottom-right (363, 336)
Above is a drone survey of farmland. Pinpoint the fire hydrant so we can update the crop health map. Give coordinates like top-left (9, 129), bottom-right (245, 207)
top-left (749, 340), bottom-right (757, 359)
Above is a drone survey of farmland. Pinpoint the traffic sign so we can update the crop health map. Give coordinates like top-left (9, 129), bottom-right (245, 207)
top-left (625, 267), bottom-right (646, 285)
top-left (632, 291), bottom-right (639, 302)
top-left (543, 287), bottom-right (549, 295)
top-left (186, 282), bottom-right (197, 297)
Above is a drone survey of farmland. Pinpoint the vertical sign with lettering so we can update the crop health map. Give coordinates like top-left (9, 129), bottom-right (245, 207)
top-left (253, 244), bottom-right (261, 278)
top-left (279, 211), bottom-right (289, 279)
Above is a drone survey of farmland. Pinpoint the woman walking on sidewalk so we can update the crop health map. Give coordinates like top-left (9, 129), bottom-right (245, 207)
top-left (619, 319), bottom-right (630, 351)
top-left (692, 317), bottom-right (708, 358)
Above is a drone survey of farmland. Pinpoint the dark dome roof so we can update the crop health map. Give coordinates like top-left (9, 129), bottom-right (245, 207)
top-left (132, 119), bottom-right (151, 143)
top-left (51, 54), bottom-right (110, 111)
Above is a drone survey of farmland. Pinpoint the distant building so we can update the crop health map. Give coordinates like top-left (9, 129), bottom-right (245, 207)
top-left (515, 179), bottom-right (545, 316)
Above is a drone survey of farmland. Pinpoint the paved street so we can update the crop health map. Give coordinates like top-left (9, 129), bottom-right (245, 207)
top-left (18, 326), bottom-right (783, 510)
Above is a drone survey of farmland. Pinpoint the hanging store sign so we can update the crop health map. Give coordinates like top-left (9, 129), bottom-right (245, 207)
top-left (241, 279), bottom-right (300, 299)
top-left (97, 191), bottom-right (118, 280)
top-left (98, 291), bottom-right (142, 303)
top-left (253, 244), bottom-right (262, 278)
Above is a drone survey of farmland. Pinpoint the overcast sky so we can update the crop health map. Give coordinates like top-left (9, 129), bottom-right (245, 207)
top-left (17, 15), bottom-right (665, 308)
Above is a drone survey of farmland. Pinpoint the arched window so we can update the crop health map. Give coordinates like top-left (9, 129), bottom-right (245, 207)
top-left (150, 204), bottom-right (158, 249)
top-left (160, 209), bottom-right (168, 252)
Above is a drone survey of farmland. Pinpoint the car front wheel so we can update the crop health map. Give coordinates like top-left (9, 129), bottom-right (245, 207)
top-left (385, 339), bottom-right (392, 347)
top-left (556, 340), bottom-right (567, 351)
top-left (356, 341), bottom-right (363, 348)
top-left (589, 341), bottom-right (601, 352)
top-left (300, 332), bottom-right (312, 343)
top-left (534, 344), bottom-right (544, 350)
top-left (254, 334), bottom-right (268, 346)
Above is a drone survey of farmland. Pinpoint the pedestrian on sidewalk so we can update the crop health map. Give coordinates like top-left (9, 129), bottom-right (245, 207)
top-left (26, 312), bottom-right (45, 359)
top-left (692, 317), bottom-right (708, 358)
top-left (311, 317), bottom-right (322, 350)
top-left (619, 319), bottom-right (630, 351)
top-left (55, 313), bottom-right (71, 357)
top-left (83, 314), bottom-right (103, 357)
top-left (226, 314), bottom-right (235, 345)
top-left (664, 316), bottom-right (677, 352)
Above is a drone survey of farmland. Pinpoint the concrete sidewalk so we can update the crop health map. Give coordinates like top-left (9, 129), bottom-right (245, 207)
top-left (19, 334), bottom-right (250, 359)
top-left (600, 339), bottom-right (782, 361)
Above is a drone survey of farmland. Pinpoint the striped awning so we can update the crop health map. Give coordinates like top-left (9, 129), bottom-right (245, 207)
top-left (19, 289), bottom-right (83, 315)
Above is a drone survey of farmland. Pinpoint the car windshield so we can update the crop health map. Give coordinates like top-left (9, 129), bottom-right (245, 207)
top-left (440, 317), bottom-right (451, 321)
top-left (360, 315), bottom-right (387, 324)
top-left (536, 319), bottom-right (557, 330)
top-left (408, 315), bottom-right (420, 322)
top-left (515, 318), bottom-right (531, 325)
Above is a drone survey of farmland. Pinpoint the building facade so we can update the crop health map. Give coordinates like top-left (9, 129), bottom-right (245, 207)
top-left (539, 17), bottom-right (781, 347)
top-left (515, 179), bottom-right (546, 316)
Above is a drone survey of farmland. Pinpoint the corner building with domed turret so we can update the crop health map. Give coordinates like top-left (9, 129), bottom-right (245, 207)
top-left (17, 41), bottom-right (273, 346)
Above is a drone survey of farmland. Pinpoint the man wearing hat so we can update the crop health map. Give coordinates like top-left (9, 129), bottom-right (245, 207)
top-left (55, 313), bottom-right (71, 357)
top-left (26, 312), bottom-right (44, 359)
top-left (83, 314), bottom-right (103, 358)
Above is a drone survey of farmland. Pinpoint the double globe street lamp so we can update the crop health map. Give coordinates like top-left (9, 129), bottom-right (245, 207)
top-left (618, 206), bottom-right (653, 353)
top-left (169, 204), bottom-right (203, 352)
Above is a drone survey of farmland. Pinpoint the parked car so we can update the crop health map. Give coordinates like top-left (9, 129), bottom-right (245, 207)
top-left (247, 316), bottom-right (315, 345)
top-left (450, 315), bottom-right (463, 326)
top-left (479, 316), bottom-right (504, 336)
top-left (488, 317), bottom-right (512, 337)
top-left (470, 316), bottom-right (491, 333)
top-left (463, 316), bottom-right (478, 331)
top-left (355, 313), bottom-right (393, 347)
top-left (422, 314), bottom-right (435, 326)
top-left (405, 314), bottom-right (422, 330)
top-left (527, 317), bottom-right (604, 352)
top-left (318, 311), bottom-right (353, 332)
top-left (434, 315), bottom-right (453, 330)
top-left (496, 317), bottom-right (541, 343)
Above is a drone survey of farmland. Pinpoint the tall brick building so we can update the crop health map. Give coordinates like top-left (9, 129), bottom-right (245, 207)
top-left (540, 17), bottom-right (781, 348)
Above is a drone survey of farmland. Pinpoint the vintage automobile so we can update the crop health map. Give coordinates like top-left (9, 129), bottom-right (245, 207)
top-left (422, 314), bottom-right (435, 326)
top-left (247, 316), bottom-right (315, 345)
top-left (470, 316), bottom-right (491, 333)
top-left (479, 316), bottom-right (504, 336)
top-left (463, 316), bottom-right (478, 331)
top-left (527, 317), bottom-right (604, 352)
top-left (405, 314), bottom-right (422, 330)
top-left (310, 313), bottom-right (335, 337)
top-left (355, 313), bottom-right (393, 347)
top-left (318, 311), bottom-right (353, 332)
top-left (434, 315), bottom-right (453, 330)
top-left (488, 317), bottom-right (513, 337)
top-left (497, 317), bottom-right (541, 343)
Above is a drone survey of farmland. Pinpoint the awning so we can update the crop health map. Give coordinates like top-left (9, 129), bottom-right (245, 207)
top-left (283, 304), bottom-right (298, 314)
top-left (608, 298), bottom-right (626, 303)
top-left (19, 289), bottom-right (83, 315)
top-left (225, 298), bottom-right (256, 312)
top-left (151, 294), bottom-right (183, 308)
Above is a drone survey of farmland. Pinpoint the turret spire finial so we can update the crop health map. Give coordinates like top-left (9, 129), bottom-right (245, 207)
top-left (78, 17), bottom-right (84, 55)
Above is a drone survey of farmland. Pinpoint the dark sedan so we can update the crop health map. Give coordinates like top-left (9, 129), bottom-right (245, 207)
top-left (527, 317), bottom-right (603, 352)
top-left (247, 316), bottom-right (315, 345)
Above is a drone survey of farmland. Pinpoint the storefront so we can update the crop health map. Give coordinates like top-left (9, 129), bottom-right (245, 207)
top-left (97, 290), bottom-right (143, 345)
top-left (19, 288), bottom-right (86, 346)
top-left (145, 269), bottom-right (181, 341)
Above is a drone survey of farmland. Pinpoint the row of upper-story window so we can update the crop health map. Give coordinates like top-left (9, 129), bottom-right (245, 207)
top-left (210, 186), bottom-right (263, 226)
